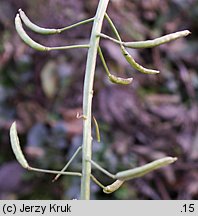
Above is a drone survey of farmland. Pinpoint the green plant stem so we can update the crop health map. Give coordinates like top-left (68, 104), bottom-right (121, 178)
top-left (105, 13), bottom-right (122, 41)
top-left (89, 159), bottom-right (115, 179)
top-left (28, 166), bottom-right (106, 189)
top-left (28, 167), bottom-right (82, 177)
top-left (80, 0), bottom-right (110, 200)
top-left (58, 18), bottom-right (95, 33)
top-left (47, 44), bottom-right (89, 51)
top-left (98, 46), bottom-right (111, 76)
top-left (90, 174), bottom-right (106, 189)
top-left (98, 33), bottom-right (123, 45)
top-left (52, 146), bottom-right (82, 182)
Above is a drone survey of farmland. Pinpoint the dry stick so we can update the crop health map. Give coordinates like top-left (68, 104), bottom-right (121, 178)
top-left (15, 14), bottom-right (89, 51)
top-left (19, 9), bottom-right (95, 35)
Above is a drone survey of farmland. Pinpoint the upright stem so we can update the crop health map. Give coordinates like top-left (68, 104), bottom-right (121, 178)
top-left (80, 0), bottom-right (109, 200)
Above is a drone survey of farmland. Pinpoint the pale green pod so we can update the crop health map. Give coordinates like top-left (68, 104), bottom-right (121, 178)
top-left (10, 122), bottom-right (29, 169)
top-left (121, 46), bottom-right (160, 74)
top-left (15, 14), bottom-right (48, 51)
top-left (108, 74), bottom-right (133, 85)
top-left (124, 30), bottom-right (191, 49)
top-left (19, 9), bottom-right (60, 35)
top-left (103, 180), bottom-right (124, 194)
top-left (98, 46), bottom-right (133, 85)
top-left (93, 116), bottom-right (101, 142)
top-left (115, 157), bottom-right (177, 181)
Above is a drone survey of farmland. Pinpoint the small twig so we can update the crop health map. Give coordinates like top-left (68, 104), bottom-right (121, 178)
top-left (90, 174), bottom-right (105, 189)
top-left (52, 146), bottom-right (82, 182)
top-left (88, 159), bottom-right (115, 179)
top-left (29, 167), bottom-right (82, 177)
top-left (98, 33), bottom-right (123, 45)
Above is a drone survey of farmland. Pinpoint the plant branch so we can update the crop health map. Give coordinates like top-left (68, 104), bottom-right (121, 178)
top-left (89, 159), bottom-right (115, 179)
top-left (28, 167), bottom-right (82, 177)
top-left (52, 146), bottom-right (82, 182)
top-left (99, 31), bottom-right (191, 49)
top-left (15, 14), bottom-right (89, 51)
top-left (19, 9), bottom-right (94, 35)
top-left (98, 33), bottom-right (123, 45)
top-left (80, 0), bottom-right (110, 200)
top-left (104, 13), bottom-right (159, 74)
top-left (47, 44), bottom-right (89, 51)
top-left (98, 46), bottom-right (133, 84)
top-left (90, 174), bottom-right (106, 189)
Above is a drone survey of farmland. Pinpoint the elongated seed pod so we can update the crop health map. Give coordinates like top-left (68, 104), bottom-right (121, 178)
top-left (10, 122), bottom-right (29, 169)
top-left (98, 47), bottom-right (133, 85)
top-left (121, 46), bottom-right (159, 74)
top-left (124, 30), bottom-right (191, 49)
top-left (19, 9), bottom-right (60, 35)
top-left (103, 180), bottom-right (124, 194)
top-left (109, 74), bottom-right (133, 85)
top-left (93, 116), bottom-right (101, 142)
top-left (15, 14), bottom-right (48, 51)
top-left (115, 157), bottom-right (177, 181)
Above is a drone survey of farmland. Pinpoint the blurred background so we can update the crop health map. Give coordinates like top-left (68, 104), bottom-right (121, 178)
top-left (0, 0), bottom-right (198, 200)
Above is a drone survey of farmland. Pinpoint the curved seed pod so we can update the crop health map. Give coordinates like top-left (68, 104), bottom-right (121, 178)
top-left (103, 180), bottom-right (124, 194)
top-left (124, 30), bottom-right (191, 49)
top-left (108, 74), bottom-right (133, 85)
top-left (19, 9), bottom-right (60, 35)
top-left (115, 157), bottom-right (177, 181)
top-left (121, 46), bottom-right (159, 74)
top-left (92, 116), bottom-right (101, 142)
top-left (10, 122), bottom-right (29, 169)
top-left (98, 47), bottom-right (133, 85)
top-left (15, 14), bottom-right (48, 51)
